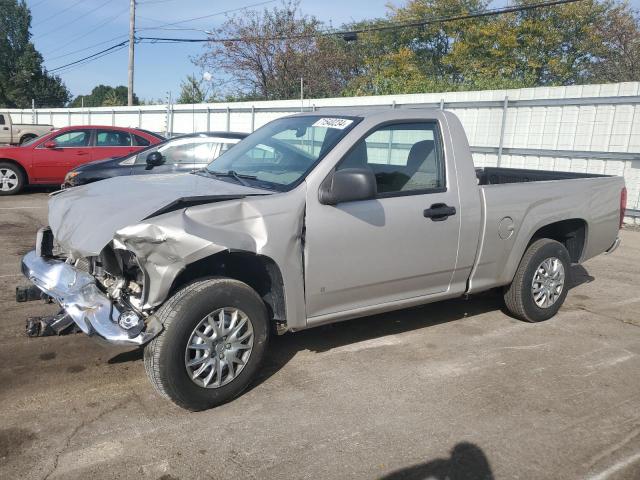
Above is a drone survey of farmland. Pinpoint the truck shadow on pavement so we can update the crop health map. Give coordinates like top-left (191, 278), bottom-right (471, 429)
top-left (255, 263), bottom-right (594, 390)
top-left (378, 441), bottom-right (494, 480)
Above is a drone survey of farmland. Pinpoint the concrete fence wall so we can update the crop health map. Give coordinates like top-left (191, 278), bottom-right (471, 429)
top-left (7, 81), bottom-right (640, 220)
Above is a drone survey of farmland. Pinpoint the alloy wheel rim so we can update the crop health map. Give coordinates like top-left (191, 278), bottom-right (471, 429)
top-left (184, 307), bottom-right (254, 388)
top-left (531, 257), bottom-right (565, 308)
top-left (0, 168), bottom-right (18, 192)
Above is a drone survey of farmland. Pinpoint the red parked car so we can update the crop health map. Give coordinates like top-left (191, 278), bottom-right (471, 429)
top-left (0, 126), bottom-right (164, 195)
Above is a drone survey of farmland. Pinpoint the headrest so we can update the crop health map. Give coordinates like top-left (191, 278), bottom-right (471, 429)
top-left (407, 140), bottom-right (435, 169)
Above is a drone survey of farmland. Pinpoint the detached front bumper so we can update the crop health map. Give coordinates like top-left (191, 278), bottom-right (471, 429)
top-left (21, 250), bottom-right (161, 346)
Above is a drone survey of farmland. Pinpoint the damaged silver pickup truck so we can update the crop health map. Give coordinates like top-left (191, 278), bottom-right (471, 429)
top-left (20, 109), bottom-right (626, 410)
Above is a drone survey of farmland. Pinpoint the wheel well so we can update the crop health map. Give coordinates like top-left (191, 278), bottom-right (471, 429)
top-left (529, 219), bottom-right (587, 263)
top-left (20, 134), bottom-right (36, 143)
top-left (170, 251), bottom-right (286, 327)
top-left (0, 159), bottom-right (28, 185)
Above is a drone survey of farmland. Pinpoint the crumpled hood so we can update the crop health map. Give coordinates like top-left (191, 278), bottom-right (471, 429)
top-left (49, 173), bottom-right (271, 257)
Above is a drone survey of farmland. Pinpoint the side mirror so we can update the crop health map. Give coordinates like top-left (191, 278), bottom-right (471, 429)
top-left (319, 168), bottom-right (377, 205)
top-left (145, 151), bottom-right (164, 170)
top-left (43, 141), bottom-right (56, 149)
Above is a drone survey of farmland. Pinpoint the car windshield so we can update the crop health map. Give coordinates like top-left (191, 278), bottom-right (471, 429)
top-left (204, 115), bottom-right (359, 191)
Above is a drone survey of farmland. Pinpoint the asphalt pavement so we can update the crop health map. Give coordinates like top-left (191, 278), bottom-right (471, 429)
top-left (1, 190), bottom-right (640, 480)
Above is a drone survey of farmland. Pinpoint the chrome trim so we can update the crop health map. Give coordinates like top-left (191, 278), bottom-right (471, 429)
top-left (21, 250), bottom-right (161, 345)
top-left (605, 236), bottom-right (621, 255)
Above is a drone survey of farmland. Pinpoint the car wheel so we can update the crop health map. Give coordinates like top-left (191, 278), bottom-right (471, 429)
top-left (503, 238), bottom-right (571, 322)
top-left (144, 277), bottom-right (270, 411)
top-left (0, 162), bottom-right (25, 195)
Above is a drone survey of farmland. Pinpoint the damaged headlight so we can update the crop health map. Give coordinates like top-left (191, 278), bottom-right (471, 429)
top-left (92, 245), bottom-right (146, 312)
top-left (63, 171), bottom-right (80, 186)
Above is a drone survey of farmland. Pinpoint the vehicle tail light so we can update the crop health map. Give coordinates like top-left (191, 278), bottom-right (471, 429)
top-left (620, 187), bottom-right (627, 229)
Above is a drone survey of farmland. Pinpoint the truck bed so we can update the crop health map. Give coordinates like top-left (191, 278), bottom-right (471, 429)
top-left (467, 169), bottom-right (624, 295)
top-left (476, 167), bottom-right (607, 185)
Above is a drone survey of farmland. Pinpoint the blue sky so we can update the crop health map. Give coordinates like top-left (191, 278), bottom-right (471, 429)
top-left (28, 0), bottom-right (391, 102)
top-left (27, 0), bottom-right (640, 102)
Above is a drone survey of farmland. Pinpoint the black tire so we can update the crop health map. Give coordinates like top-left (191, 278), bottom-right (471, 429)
top-left (0, 161), bottom-right (25, 195)
top-left (144, 277), bottom-right (270, 411)
top-left (19, 134), bottom-right (36, 145)
top-left (504, 238), bottom-right (571, 322)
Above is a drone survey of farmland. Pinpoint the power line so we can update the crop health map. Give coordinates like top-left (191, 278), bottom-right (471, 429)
top-left (48, 40), bottom-right (129, 73)
top-left (137, 0), bottom-right (584, 43)
top-left (41, 0), bottom-right (274, 61)
top-left (50, 45), bottom-right (129, 75)
top-left (53, 45), bottom-right (127, 75)
top-left (347, 0), bottom-right (585, 36)
top-left (32, 0), bottom-right (85, 27)
top-left (136, 0), bottom-right (277, 30)
top-left (43, 6), bottom-right (130, 57)
top-left (45, 0), bottom-right (583, 75)
top-left (50, 45), bottom-right (128, 75)
top-left (137, 0), bottom-right (181, 4)
top-left (35, 0), bottom-right (116, 39)
top-left (45, 34), bottom-right (129, 62)
top-left (28, 0), bottom-right (49, 8)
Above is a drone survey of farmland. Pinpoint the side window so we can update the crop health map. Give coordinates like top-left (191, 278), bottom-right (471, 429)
top-left (134, 134), bottom-right (151, 146)
top-left (190, 142), bottom-right (215, 164)
top-left (0, 114), bottom-right (5, 125)
top-left (337, 122), bottom-right (444, 195)
top-left (51, 130), bottom-right (91, 147)
top-left (217, 141), bottom-right (237, 157)
top-left (147, 139), bottom-right (215, 165)
top-left (96, 130), bottom-right (132, 147)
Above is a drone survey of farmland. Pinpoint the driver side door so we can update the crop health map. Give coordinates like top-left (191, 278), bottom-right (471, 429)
top-left (304, 121), bottom-right (462, 319)
top-left (31, 129), bottom-right (93, 183)
top-left (0, 114), bottom-right (11, 144)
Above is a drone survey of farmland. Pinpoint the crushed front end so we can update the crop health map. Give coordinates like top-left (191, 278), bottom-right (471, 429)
top-left (21, 227), bottom-right (162, 345)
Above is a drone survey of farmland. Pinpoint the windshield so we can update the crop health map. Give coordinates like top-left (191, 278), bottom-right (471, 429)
top-left (205, 115), bottom-right (359, 191)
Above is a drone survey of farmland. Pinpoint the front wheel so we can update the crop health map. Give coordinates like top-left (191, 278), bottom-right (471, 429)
top-left (0, 162), bottom-right (25, 195)
top-left (144, 278), bottom-right (270, 411)
top-left (503, 238), bottom-right (571, 322)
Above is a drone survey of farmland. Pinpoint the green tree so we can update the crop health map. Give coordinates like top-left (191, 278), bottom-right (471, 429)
top-left (344, 0), bottom-right (640, 95)
top-left (177, 74), bottom-right (213, 104)
top-left (197, 0), bottom-right (360, 100)
top-left (592, 2), bottom-right (640, 82)
top-left (71, 85), bottom-right (138, 107)
top-left (0, 0), bottom-right (69, 107)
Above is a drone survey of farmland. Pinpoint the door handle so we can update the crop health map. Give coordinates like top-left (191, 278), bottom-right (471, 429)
top-left (2, 127), bottom-right (8, 130)
top-left (423, 203), bottom-right (456, 221)
top-left (76, 151), bottom-right (89, 155)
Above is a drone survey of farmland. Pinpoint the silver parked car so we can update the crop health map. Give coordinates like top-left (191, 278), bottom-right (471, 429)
top-left (20, 109), bottom-right (626, 410)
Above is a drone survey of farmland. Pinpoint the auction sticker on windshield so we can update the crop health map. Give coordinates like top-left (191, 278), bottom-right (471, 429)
top-left (312, 118), bottom-right (354, 130)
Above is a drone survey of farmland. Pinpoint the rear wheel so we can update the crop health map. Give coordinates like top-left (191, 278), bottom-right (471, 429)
top-left (19, 134), bottom-right (36, 145)
top-left (0, 162), bottom-right (25, 195)
top-left (504, 238), bottom-right (571, 322)
top-left (144, 277), bottom-right (270, 411)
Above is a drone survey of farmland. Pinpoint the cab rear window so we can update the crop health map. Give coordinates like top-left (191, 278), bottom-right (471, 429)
top-left (134, 135), bottom-right (151, 146)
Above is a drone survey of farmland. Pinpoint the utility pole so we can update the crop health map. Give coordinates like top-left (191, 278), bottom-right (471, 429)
top-left (127, 0), bottom-right (136, 106)
top-left (300, 77), bottom-right (304, 112)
